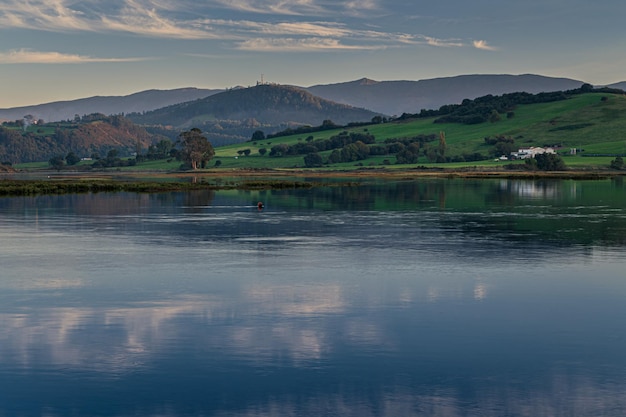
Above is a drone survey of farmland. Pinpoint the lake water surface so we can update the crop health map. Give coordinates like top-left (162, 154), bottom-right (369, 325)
top-left (1, 178), bottom-right (625, 416)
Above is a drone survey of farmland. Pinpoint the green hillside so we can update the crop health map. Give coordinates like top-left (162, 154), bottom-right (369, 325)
top-left (209, 92), bottom-right (626, 170)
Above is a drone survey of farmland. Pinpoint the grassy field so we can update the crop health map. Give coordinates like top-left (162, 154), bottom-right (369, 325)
top-left (209, 92), bottom-right (626, 170)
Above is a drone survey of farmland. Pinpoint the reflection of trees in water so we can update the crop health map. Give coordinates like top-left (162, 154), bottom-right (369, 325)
top-left (274, 181), bottom-right (453, 211)
top-left (0, 191), bottom-right (216, 217)
top-left (2, 180), bottom-right (624, 247)
top-left (271, 179), bottom-right (626, 247)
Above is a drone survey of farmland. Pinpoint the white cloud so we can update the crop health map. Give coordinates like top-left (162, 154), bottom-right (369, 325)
top-left (423, 36), bottom-right (464, 48)
top-left (236, 37), bottom-right (384, 52)
top-left (0, 0), bottom-right (494, 54)
top-left (0, 0), bottom-right (216, 39)
top-left (473, 39), bottom-right (498, 51)
top-left (212, 0), bottom-right (327, 16)
top-left (0, 49), bottom-right (146, 64)
top-left (99, 0), bottom-right (216, 39)
top-left (0, 0), bottom-right (94, 31)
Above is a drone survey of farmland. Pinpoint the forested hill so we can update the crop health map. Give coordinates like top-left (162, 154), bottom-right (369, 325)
top-left (0, 114), bottom-right (159, 164)
top-left (128, 84), bottom-right (381, 136)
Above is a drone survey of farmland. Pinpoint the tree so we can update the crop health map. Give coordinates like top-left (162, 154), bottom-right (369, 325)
top-left (534, 153), bottom-right (566, 171)
top-left (251, 130), bottom-right (265, 141)
top-left (179, 128), bottom-right (215, 170)
top-left (610, 156), bottom-right (624, 170)
top-left (396, 143), bottom-right (421, 164)
top-left (258, 148), bottom-right (267, 156)
top-left (303, 152), bottom-right (324, 168)
top-left (438, 131), bottom-right (447, 158)
top-left (65, 151), bottom-right (81, 166)
top-left (488, 110), bottom-right (501, 123)
top-left (107, 149), bottom-right (119, 160)
top-left (49, 155), bottom-right (65, 170)
top-left (155, 139), bottom-right (173, 158)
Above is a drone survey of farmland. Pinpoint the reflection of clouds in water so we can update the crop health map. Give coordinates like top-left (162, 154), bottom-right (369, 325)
top-left (0, 274), bottom-right (500, 374)
top-left (0, 285), bottom-right (350, 371)
top-left (13, 277), bottom-right (84, 290)
top-left (474, 283), bottom-right (487, 301)
top-left (0, 296), bottom-right (222, 374)
top-left (344, 318), bottom-right (390, 350)
top-left (244, 283), bottom-right (345, 315)
top-left (229, 325), bottom-right (326, 364)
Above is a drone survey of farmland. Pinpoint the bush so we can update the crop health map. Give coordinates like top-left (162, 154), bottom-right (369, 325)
top-left (303, 153), bottom-right (323, 168)
top-left (534, 153), bottom-right (567, 171)
top-left (610, 156), bottom-right (624, 170)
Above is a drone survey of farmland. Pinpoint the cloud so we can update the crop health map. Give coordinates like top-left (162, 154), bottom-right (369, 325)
top-left (473, 40), bottom-right (498, 51)
top-left (99, 0), bottom-right (216, 39)
top-left (212, 0), bottom-right (327, 16)
top-left (0, 0), bottom-right (95, 31)
top-left (0, 0), bottom-right (215, 39)
top-left (419, 36), bottom-right (464, 48)
top-left (0, 49), bottom-right (147, 64)
top-left (0, 0), bottom-right (494, 54)
top-left (236, 37), bottom-right (384, 52)
top-left (214, 0), bottom-right (383, 18)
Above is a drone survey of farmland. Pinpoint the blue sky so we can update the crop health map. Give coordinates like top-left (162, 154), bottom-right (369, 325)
top-left (1, 0), bottom-right (625, 108)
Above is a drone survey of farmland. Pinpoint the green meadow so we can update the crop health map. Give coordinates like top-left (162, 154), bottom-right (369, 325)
top-left (211, 92), bottom-right (626, 170)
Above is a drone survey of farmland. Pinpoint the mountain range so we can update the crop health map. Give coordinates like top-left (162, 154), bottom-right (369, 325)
top-left (4, 74), bottom-right (620, 125)
top-left (0, 88), bottom-right (220, 124)
top-left (307, 74), bottom-right (590, 116)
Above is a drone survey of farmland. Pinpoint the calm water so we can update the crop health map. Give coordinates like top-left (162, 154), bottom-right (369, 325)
top-left (1, 178), bottom-right (625, 417)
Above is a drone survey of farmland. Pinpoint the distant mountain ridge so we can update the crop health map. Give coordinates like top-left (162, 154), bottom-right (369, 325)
top-left (0, 88), bottom-right (222, 123)
top-left (306, 74), bottom-right (588, 115)
top-left (2, 74), bottom-right (601, 125)
top-left (608, 81), bottom-right (626, 91)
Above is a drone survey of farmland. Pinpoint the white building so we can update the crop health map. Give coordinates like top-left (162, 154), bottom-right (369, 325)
top-left (511, 147), bottom-right (555, 160)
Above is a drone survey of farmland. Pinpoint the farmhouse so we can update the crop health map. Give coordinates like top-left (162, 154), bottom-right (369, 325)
top-left (510, 147), bottom-right (555, 160)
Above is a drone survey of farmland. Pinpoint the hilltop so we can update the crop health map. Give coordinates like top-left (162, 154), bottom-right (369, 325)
top-left (127, 84), bottom-right (381, 145)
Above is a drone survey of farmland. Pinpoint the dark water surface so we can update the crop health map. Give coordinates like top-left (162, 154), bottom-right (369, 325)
top-left (1, 178), bottom-right (625, 416)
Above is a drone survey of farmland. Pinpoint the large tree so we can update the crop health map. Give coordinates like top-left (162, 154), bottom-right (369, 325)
top-left (179, 128), bottom-right (215, 170)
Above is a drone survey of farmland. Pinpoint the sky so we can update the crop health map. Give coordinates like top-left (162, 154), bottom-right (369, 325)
top-left (1, 0), bottom-right (625, 108)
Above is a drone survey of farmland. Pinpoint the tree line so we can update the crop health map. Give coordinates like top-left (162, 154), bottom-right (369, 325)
top-left (396, 84), bottom-right (625, 126)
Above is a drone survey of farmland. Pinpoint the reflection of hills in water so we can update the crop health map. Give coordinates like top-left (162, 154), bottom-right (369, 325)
top-left (1, 178), bottom-right (624, 249)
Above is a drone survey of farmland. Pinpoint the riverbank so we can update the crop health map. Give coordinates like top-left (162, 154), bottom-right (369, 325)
top-left (1, 167), bottom-right (623, 196)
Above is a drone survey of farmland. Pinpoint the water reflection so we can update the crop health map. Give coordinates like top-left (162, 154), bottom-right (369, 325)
top-left (1, 179), bottom-right (625, 416)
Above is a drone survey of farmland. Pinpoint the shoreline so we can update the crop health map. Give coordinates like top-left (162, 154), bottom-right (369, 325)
top-left (1, 168), bottom-right (624, 197)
